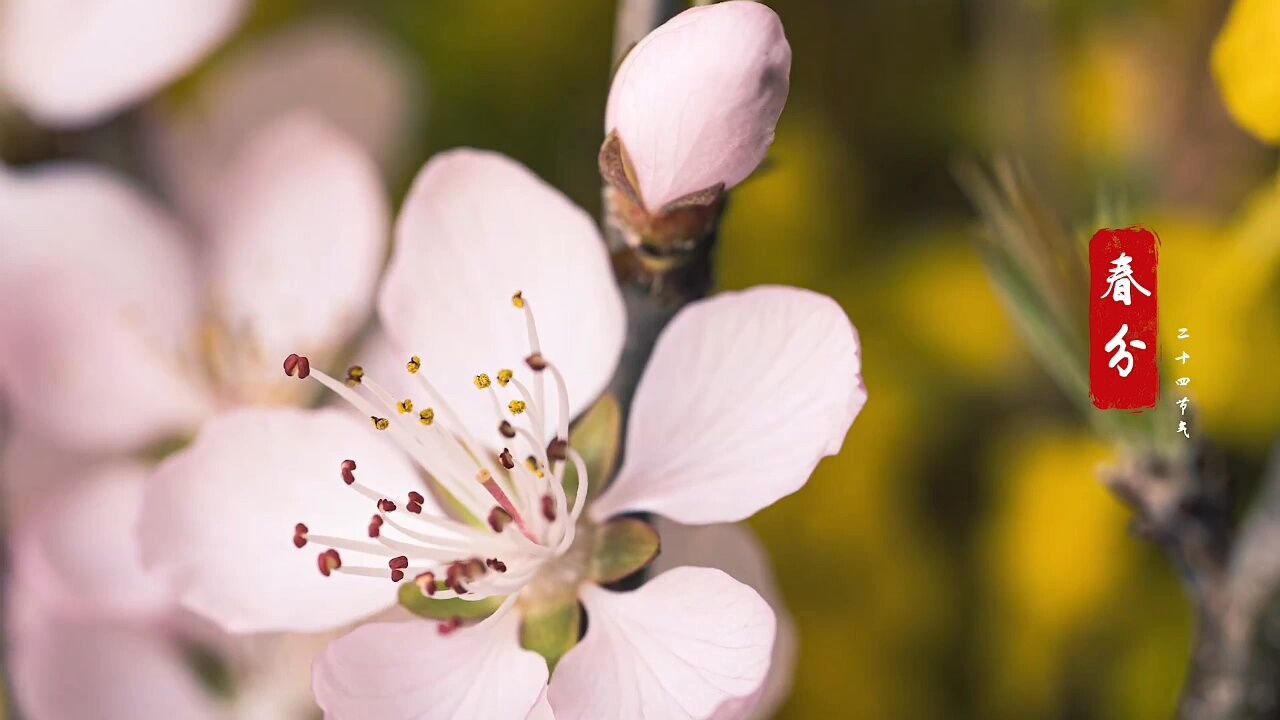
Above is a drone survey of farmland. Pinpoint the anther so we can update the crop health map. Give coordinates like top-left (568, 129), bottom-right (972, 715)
top-left (437, 617), bottom-right (463, 636)
top-left (415, 571), bottom-right (437, 596)
top-left (389, 556), bottom-right (410, 570)
top-left (497, 369), bottom-right (514, 387)
top-left (407, 490), bottom-right (424, 514)
top-left (378, 498), bottom-right (397, 513)
top-left (474, 373), bottom-right (492, 389)
top-left (499, 448), bottom-right (515, 470)
top-left (406, 355), bottom-right (421, 374)
top-left (293, 522), bottom-right (309, 548)
top-left (486, 558), bottom-right (507, 573)
top-left (341, 459), bottom-right (357, 485)
top-left (367, 514), bottom-right (383, 538)
top-left (508, 400), bottom-right (527, 415)
top-left (547, 437), bottom-right (568, 462)
top-left (283, 353), bottom-right (311, 379)
top-left (371, 416), bottom-right (390, 431)
top-left (397, 398), bottom-right (414, 414)
top-left (391, 569), bottom-right (404, 582)
top-left (345, 365), bottom-right (365, 387)
top-left (498, 421), bottom-right (516, 439)
top-left (488, 506), bottom-right (513, 533)
top-left (525, 353), bottom-right (547, 372)
top-left (317, 549), bottom-right (342, 577)
top-left (542, 494), bottom-right (556, 522)
top-left (525, 456), bottom-right (539, 472)
top-left (419, 408), bottom-right (435, 426)
top-left (511, 291), bottom-right (525, 308)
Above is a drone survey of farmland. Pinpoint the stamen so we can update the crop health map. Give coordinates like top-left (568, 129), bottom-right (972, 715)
top-left (499, 421), bottom-right (516, 439)
top-left (497, 369), bottom-right (514, 387)
top-left (419, 408), bottom-right (435, 426)
top-left (508, 400), bottom-right (527, 415)
top-left (406, 355), bottom-right (421, 374)
top-left (293, 523), bottom-right (309, 548)
top-left (378, 498), bottom-right (397, 513)
top-left (367, 515), bottom-right (383, 538)
top-left (397, 398), bottom-right (414, 414)
top-left (474, 373), bottom-right (492, 389)
top-left (415, 571), bottom-right (437, 596)
top-left (317, 549), bottom-right (342, 577)
top-left (541, 494), bottom-right (556, 522)
top-left (371, 416), bottom-right (390, 431)
top-left (346, 365), bottom-right (365, 387)
top-left (525, 353), bottom-right (547, 372)
top-left (438, 617), bottom-right (463, 635)
top-left (499, 448), bottom-right (515, 470)
top-left (407, 491), bottom-right (425, 514)
top-left (486, 558), bottom-right (507, 573)
top-left (547, 438), bottom-right (568, 462)
top-left (489, 507), bottom-right (513, 532)
top-left (511, 291), bottom-right (525, 308)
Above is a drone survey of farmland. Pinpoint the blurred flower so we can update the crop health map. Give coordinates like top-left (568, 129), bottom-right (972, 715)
top-left (146, 15), bottom-right (424, 228)
top-left (0, 112), bottom-right (387, 455)
top-left (139, 149), bottom-right (865, 719)
top-left (605, 0), bottom-right (790, 211)
top-left (0, 0), bottom-right (246, 127)
top-left (1212, 0), bottom-right (1280, 144)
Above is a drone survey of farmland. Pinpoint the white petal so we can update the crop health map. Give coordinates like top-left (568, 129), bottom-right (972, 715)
top-left (0, 0), bottom-right (245, 127)
top-left (9, 613), bottom-right (220, 720)
top-left (207, 113), bottom-right (389, 390)
top-left (13, 462), bottom-right (175, 621)
top-left (313, 612), bottom-right (548, 720)
top-left (549, 567), bottom-right (775, 720)
top-left (0, 163), bottom-right (211, 451)
top-left (605, 1), bottom-right (791, 210)
top-left (591, 286), bottom-right (864, 524)
top-left (652, 521), bottom-right (798, 720)
top-left (526, 689), bottom-right (556, 720)
top-left (378, 149), bottom-right (624, 443)
top-left (139, 407), bottom-right (423, 633)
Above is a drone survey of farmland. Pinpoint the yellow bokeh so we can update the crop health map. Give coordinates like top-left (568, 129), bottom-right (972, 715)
top-left (1212, 0), bottom-right (1280, 144)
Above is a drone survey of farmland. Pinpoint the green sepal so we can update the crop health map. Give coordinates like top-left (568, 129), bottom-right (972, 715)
top-left (589, 517), bottom-right (661, 584)
top-left (563, 393), bottom-right (621, 501)
top-left (398, 583), bottom-right (505, 621)
top-left (519, 597), bottom-right (582, 672)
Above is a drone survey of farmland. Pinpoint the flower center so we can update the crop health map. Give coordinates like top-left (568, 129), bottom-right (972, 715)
top-left (285, 292), bottom-right (591, 621)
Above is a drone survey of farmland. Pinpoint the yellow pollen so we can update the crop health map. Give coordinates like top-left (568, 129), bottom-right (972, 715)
top-left (371, 416), bottom-right (390, 431)
top-left (406, 355), bottom-right (421, 374)
top-left (397, 398), bottom-right (414, 414)
top-left (525, 457), bottom-right (538, 472)
top-left (476, 469), bottom-right (493, 484)
top-left (497, 369), bottom-right (514, 387)
top-left (345, 366), bottom-right (365, 387)
top-left (418, 408), bottom-right (435, 426)
top-left (508, 400), bottom-right (527, 415)
top-left (511, 291), bottom-right (525, 309)
top-left (474, 373), bottom-right (492, 389)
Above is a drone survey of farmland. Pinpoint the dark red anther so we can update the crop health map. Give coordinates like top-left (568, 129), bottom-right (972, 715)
top-left (378, 498), bottom-right (396, 513)
top-left (415, 571), bottom-right (437, 596)
top-left (486, 558), bottom-right (507, 573)
top-left (542, 494), bottom-right (556, 522)
top-left (488, 506), bottom-right (513, 533)
top-left (409, 491), bottom-right (425, 504)
top-left (293, 523), bottom-right (309, 548)
top-left (341, 459), bottom-right (357, 485)
top-left (525, 353), bottom-right (547, 372)
top-left (547, 438), bottom-right (568, 462)
top-left (297, 355), bottom-right (310, 379)
top-left (367, 515), bottom-right (383, 538)
top-left (498, 421), bottom-right (516, 439)
top-left (407, 500), bottom-right (423, 514)
top-left (317, 549), bottom-right (342, 577)
top-left (465, 558), bottom-right (485, 580)
top-left (437, 617), bottom-right (462, 636)
top-left (284, 354), bottom-right (300, 376)
top-left (389, 556), bottom-right (409, 570)
top-left (391, 569), bottom-right (404, 582)
top-left (499, 448), bottom-right (515, 469)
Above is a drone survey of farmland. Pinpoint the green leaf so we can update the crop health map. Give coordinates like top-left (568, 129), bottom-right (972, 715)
top-left (563, 393), bottom-right (621, 501)
top-left (589, 517), bottom-right (661, 584)
top-left (520, 597), bottom-right (581, 672)
top-left (398, 583), bottom-right (505, 621)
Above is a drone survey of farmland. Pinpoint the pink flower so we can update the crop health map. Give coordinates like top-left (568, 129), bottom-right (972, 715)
top-left (0, 112), bottom-right (388, 455)
top-left (0, 0), bottom-right (246, 127)
top-left (139, 150), bottom-right (864, 718)
top-left (604, 1), bottom-right (791, 212)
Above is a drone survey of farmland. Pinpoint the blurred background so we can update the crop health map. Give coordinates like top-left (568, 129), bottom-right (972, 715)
top-left (3, 0), bottom-right (1279, 718)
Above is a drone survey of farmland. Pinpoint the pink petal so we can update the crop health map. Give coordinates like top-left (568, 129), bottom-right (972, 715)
top-left (9, 613), bottom-right (219, 720)
top-left (206, 113), bottom-right (389, 392)
top-left (0, 163), bottom-right (211, 451)
top-left (378, 149), bottom-right (624, 443)
top-left (12, 462), bottom-right (175, 622)
top-left (526, 689), bottom-right (556, 720)
top-left (604, 1), bottom-right (791, 210)
top-left (550, 567), bottom-right (775, 720)
top-left (591, 286), bottom-right (865, 524)
top-left (139, 407), bottom-right (423, 633)
top-left (0, 0), bottom-right (245, 127)
top-left (313, 613), bottom-right (548, 719)
top-left (652, 521), bottom-right (798, 720)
